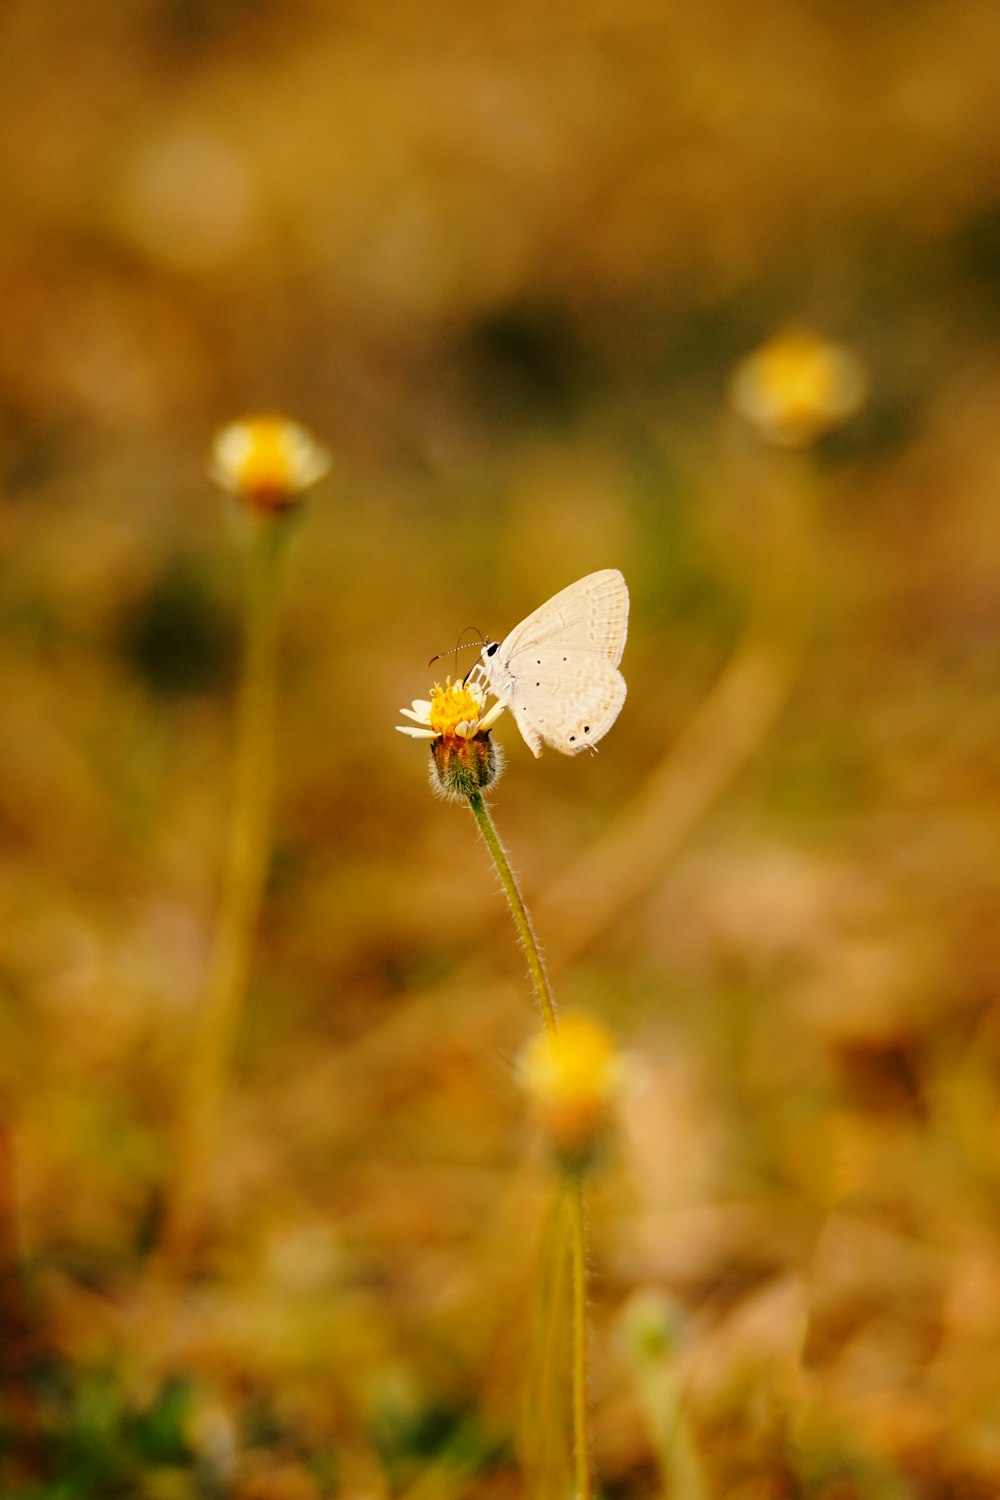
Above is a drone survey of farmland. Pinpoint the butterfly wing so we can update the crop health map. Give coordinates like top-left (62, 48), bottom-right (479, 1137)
top-left (488, 569), bottom-right (629, 757)
top-left (498, 568), bottom-right (628, 668)
top-left (510, 655), bottom-right (627, 756)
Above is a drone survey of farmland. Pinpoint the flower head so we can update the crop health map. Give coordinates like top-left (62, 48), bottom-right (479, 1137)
top-left (396, 676), bottom-right (502, 743)
top-left (519, 1015), bottom-right (623, 1172)
top-left (209, 414), bottom-right (331, 512)
top-left (397, 677), bottom-right (505, 798)
top-left (729, 330), bottom-right (867, 448)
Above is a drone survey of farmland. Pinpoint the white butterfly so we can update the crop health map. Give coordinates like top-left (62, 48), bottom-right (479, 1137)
top-left (475, 569), bottom-right (629, 757)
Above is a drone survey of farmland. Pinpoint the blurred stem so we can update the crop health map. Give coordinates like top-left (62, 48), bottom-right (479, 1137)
top-left (467, 791), bottom-right (558, 1039)
top-left (567, 1172), bottom-right (591, 1500)
top-left (159, 516), bottom-right (289, 1277)
top-left (524, 1189), bottom-right (572, 1498)
top-left (630, 1349), bottom-right (710, 1500)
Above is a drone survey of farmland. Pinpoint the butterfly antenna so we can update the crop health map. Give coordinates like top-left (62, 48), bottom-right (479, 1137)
top-left (426, 644), bottom-right (462, 668)
top-left (427, 628), bottom-right (486, 670)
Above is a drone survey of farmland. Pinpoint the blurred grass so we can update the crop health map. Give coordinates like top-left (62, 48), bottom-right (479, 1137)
top-left (3, 0), bottom-right (1000, 1495)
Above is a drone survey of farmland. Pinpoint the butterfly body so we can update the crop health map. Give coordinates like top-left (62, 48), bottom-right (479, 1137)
top-left (478, 569), bottom-right (629, 757)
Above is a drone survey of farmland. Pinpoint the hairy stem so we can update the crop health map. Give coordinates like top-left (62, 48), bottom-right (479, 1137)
top-left (466, 790), bottom-right (558, 1040)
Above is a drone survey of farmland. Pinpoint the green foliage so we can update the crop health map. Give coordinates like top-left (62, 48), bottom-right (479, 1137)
top-left (9, 1372), bottom-right (198, 1499)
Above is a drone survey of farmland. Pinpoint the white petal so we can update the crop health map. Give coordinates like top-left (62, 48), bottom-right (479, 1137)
top-left (395, 725), bottom-right (437, 739)
top-left (478, 699), bottom-right (506, 731)
top-left (399, 704), bottom-right (431, 724)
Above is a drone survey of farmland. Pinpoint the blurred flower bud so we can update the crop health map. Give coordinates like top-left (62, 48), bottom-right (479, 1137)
top-left (519, 1015), bottom-right (622, 1172)
top-left (619, 1287), bottom-right (685, 1365)
top-left (729, 330), bottom-right (867, 448)
top-left (209, 415), bottom-right (331, 512)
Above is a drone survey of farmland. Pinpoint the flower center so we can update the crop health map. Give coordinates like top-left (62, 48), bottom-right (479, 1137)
top-left (428, 678), bottom-right (485, 739)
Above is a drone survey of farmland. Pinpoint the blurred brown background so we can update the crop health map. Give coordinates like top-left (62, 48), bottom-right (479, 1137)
top-left (2, 1), bottom-right (1000, 1495)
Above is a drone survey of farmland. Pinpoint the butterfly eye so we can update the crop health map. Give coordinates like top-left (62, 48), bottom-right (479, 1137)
top-left (485, 643), bottom-right (499, 658)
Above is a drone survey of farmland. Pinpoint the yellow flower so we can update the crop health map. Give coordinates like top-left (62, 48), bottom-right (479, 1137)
top-left (396, 676), bottom-right (503, 743)
top-left (519, 1016), bottom-right (622, 1171)
top-left (397, 677), bottom-right (505, 798)
top-left (729, 329), bottom-right (867, 448)
top-left (209, 414), bottom-right (331, 511)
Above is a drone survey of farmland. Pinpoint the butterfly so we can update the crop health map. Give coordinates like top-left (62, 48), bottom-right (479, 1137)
top-left (475, 569), bottom-right (629, 757)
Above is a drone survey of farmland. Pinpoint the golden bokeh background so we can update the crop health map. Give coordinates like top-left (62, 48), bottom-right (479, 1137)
top-left (2, 1), bottom-right (1000, 1495)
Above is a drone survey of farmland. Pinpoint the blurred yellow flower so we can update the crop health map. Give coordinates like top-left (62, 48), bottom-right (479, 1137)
top-left (520, 1015), bottom-right (622, 1170)
top-left (209, 414), bottom-right (331, 510)
top-left (729, 329), bottom-right (867, 447)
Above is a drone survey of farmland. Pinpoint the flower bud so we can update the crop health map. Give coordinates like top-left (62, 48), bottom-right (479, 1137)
top-left (430, 730), bottom-right (499, 799)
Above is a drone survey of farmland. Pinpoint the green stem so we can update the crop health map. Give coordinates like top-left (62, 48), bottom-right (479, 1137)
top-left (466, 790), bottom-right (558, 1040)
top-left (160, 517), bottom-right (288, 1276)
top-left (568, 1172), bottom-right (591, 1500)
top-left (466, 790), bottom-right (595, 1497)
